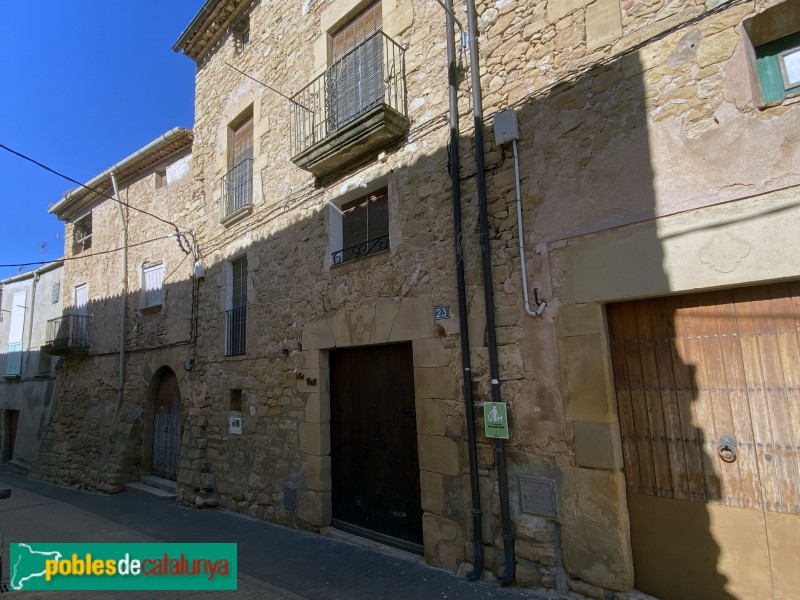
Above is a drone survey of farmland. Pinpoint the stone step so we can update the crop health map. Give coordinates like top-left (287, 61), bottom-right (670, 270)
top-left (124, 481), bottom-right (176, 501)
top-left (140, 474), bottom-right (177, 494)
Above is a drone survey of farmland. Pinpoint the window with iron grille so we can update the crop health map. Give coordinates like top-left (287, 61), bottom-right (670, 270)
top-left (222, 110), bottom-right (254, 221)
top-left (328, 1), bottom-right (383, 131)
top-left (72, 213), bottom-right (92, 254)
top-left (142, 263), bottom-right (165, 310)
top-left (332, 187), bottom-right (389, 264)
top-left (226, 256), bottom-right (247, 356)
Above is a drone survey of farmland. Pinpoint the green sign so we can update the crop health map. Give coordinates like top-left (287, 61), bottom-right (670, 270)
top-left (483, 402), bottom-right (509, 439)
top-left (9, 543), bottom-right (237, 591)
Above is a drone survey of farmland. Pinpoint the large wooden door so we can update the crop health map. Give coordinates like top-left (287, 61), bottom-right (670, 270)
top-left (151, 369), bottom-right (181, 481)
top-left (607, 282), bottom-right (800, 600)
top-left (330, 343), bottom-right (423, 552)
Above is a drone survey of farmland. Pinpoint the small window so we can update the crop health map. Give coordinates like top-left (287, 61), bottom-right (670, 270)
top-left (154, 169), bottom-right (167, 189)
top-left (72, 213), bottom-right (92, 254)
top-left (51, 281), bottom-right (60, 304)
top-left (756, 32), bottom-right (800, 102)
top-left (36, 351), bottom-right (52, 377)
top-left (233, 15), bottom-right (250, 49)
top-left (230, 389), bottom-right (243, 412)
top-left (142, 263), bottom-right (164, 310)
top-left (332, 188), bottom-right (389, 264)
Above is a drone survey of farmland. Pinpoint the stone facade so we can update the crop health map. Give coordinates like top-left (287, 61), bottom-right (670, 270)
top-left (0, 261), bottom-right (63, 470)
top-left (37, 0), bottom-right (800, 597)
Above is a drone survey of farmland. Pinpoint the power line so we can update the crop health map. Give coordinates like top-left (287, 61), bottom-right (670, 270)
top-left (0, 143), bottom-right (189, 232)
top-left (0, 234), bottom-right (178, 270)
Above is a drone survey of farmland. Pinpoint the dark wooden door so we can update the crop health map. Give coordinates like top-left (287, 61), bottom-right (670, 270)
top-left (7, 410), bottom-right (19, 461)
top-left (608, 282), bottom-right (800, 599)
top-left (151, 369), bottom-right (181, 481)
top-left (330, 343), bottom-right (422, 551)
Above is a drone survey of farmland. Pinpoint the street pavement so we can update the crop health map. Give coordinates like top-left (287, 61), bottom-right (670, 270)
top-left (0, 472), bottom-right (582, 599)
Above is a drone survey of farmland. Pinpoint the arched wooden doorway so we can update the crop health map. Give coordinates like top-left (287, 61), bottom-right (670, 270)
top-left (151, 367), bottom-right (181, 481)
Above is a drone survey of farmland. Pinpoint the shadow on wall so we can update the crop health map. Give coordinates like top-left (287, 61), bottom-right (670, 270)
top-left (9, 45), bottom-right (748, 599)
top-left (487, 47), bottom-right (736, 598)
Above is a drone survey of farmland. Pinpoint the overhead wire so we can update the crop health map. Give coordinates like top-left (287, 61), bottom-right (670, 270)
top-left (0, 143), bottom-right (191, 232)
top-left (0, 234), bottom-right (179, 270)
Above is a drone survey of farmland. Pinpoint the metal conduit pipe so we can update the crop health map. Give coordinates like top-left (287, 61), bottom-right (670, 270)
top-left (464, 0), bottom-right (516, 585)
top-left (444, 0), bottom-right (483, 581)
top-left (111, 172), bottom-right (127, 418)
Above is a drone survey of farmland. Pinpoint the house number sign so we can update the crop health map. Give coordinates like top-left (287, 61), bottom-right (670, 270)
top-left (433, 305), bottom-right (450, 320)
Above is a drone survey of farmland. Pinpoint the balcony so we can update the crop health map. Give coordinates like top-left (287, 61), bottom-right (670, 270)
top-left (225, 306), bottom-right (246, 357)
top-left (290, 31), bottom-right (409, 180)
top-left (43, 314), bottom-right (91, 356)
top-left (220, 158), bottom-right (254, 225)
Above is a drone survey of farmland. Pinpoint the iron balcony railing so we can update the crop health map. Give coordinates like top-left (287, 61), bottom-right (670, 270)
top-left (44, 314), bottom-right (91, 352)
top-left (220, 158), bottom-right (254, 220)
top-left (290, 31), bottom-right (407, 157)
top-left (225, 306), bottom-right (246, 357)
top-left (332, 233), bottom-right (390, 265)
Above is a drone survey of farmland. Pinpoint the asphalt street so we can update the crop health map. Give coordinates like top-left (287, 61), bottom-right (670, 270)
top-left (0, 472), bottom-right (580, 600)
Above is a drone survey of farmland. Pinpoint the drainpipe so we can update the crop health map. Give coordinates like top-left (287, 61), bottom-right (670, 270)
top-left (445, 0), bottom-right (483, 581)
top-left (464, 0), bottom-right (516, 585)
top-left (111, 172), bottom-right (127, 415)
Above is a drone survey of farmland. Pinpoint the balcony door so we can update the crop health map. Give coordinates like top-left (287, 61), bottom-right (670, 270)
top-left (329, 1), bottom-right (384, 131)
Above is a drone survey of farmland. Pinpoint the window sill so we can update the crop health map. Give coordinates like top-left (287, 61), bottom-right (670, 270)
top-left (758, 91), bottom-right (800, 109)
top-left (220, 203), bottom-right (253, 228)
top-left (2, 374), bottom-right (21, 381)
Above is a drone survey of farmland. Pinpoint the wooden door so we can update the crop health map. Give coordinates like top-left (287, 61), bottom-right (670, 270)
top-left (330, 343), bottom-right (422, 552)
top-left (607, 282), bottom-right (800, 600)
top-left (7, 410), bottom-right (20, 461)
top-left (151, 369), bottom-right (181, 481)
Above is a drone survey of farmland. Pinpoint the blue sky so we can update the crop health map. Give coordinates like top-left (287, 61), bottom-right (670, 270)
top-left (0, 1), bottom-right (203, 280)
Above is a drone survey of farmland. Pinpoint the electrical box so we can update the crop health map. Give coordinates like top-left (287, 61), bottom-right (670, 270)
top-left (519, 476), bottom-right (557, 518)
top-left (228, 412), bottom-right (242, 435)
top-left (493, 108), bottom-right (519, 145)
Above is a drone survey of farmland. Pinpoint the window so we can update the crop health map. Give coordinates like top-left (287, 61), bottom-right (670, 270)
top-left (331, 187), bottom-right (389, 264)
top-left (36, 351), bottom-right (52, 377)
top-left (225, 256), bottom-right (247, 356)
top-left (221, 109), bottom-right (254, 222)
top-left (154, 168), bottom-right (167, 189)
top-left (4, 290), bottom-right (26, 378)
top-left (329, 1), bottom-right (384, 130)
top-left (745, 0), bottom-right (800, 104)
top-left (232, 15), bottom-right (250, 49)
top-left (756, 32), bottom-right (800, 102)
top-left (142, 263), bottom-right (165, 311)
top-left (51, 281), bottom-right (60, 304)
top-left (72, 213), bottom-right (92, 254)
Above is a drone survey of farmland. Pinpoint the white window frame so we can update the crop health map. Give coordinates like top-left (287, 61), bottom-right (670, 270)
top-left (141, 262), bottom-right (165, 312)
top-left (327, 176), bottom-right (390, 267)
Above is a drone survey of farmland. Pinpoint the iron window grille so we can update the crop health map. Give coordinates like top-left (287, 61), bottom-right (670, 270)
top-left (225, 257), bottom-right (248, 356)
top-left (220, 158), bottom-right (254, 220)
top-left (332, 188), bottom-right (389, 264)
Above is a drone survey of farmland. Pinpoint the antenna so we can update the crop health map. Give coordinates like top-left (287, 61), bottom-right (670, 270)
top-left (40, 242), bottom-right (47, 262)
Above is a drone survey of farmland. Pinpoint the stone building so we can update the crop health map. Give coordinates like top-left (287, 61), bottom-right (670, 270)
top-left (0, 260), bottom-right (63, 471)
top-left (38, 128), bottom-right (195, 492)
top-left (36, 0), bottom-right (800, 598)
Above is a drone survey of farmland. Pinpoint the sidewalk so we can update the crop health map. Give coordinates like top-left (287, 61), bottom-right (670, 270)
top-left (0, 472), bottom-right (579, 599)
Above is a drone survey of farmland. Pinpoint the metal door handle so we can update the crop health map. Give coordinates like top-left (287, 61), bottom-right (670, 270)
top-left (718, 436), bottom-right (737, 463)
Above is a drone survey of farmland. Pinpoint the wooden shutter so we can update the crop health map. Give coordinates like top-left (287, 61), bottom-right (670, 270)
top-left (232, 116), bottom-right (253, 165)
top-left (143, 263), bottom-right (164, 307)
top-left (332, 1), bottom-right (382, 60)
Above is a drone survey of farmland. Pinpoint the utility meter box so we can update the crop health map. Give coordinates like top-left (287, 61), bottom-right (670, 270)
top-left (229, 412), bottom-right (242, 435)
top-left (493, 108), bottom-right (519, 145)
